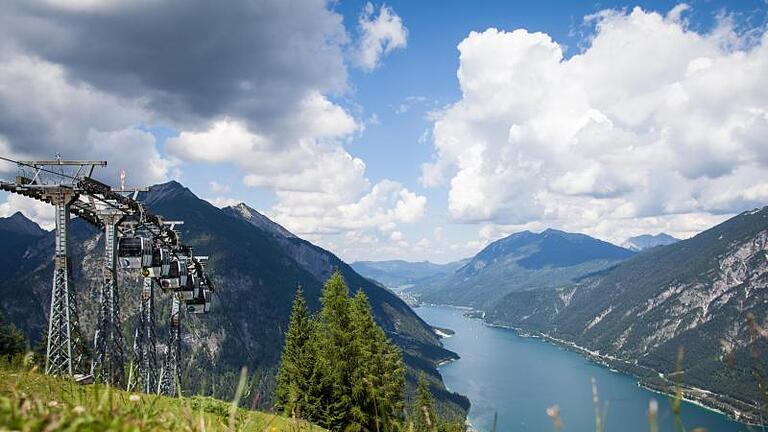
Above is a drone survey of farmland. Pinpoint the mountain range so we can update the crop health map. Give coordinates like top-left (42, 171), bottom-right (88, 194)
top-left (0, 181), bottom-right (468, 417)
top-left (404, 228), bottom-right (635, 309)
top-left (351, 260), bottom-right (467, 290)
top-left (486, 207), bottom-right (768, 421)
top-left (622, 233), bottom-right (680, 251)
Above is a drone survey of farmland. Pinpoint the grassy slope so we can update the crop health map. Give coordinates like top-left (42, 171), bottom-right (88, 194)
top-left (0, 365), bottom-right (324, 431)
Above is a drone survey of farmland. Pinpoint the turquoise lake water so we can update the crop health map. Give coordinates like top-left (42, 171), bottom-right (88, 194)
top-left (415, 305), bottom-right (751, 432)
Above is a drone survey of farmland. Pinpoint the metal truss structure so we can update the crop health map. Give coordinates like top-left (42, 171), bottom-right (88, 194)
top-left (0, 157), bottom-right (214, 395)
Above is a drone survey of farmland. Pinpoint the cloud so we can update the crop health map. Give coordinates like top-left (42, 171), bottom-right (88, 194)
top-left (0, 0), bottom-right (348, 130)
top-left (0, 0), bottom-right (427, 258)
top-left (423, 6), bottom-right (768, 239)
top-left (0, 56), bottom-right (172, 185)
top-left (0, 0), bottom-right (350, 186)
top-left (207, 197), bottom-right (241, 209)
top-left (393, 96), bottom-right (428, 114)
top-left (209, 181), bottom-right (230, 194)
top-left (355, 3), bottom-right (408, 71)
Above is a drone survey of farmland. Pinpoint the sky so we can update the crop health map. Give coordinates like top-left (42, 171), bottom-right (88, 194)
top-left (0, 0), bottom-right (767, 263)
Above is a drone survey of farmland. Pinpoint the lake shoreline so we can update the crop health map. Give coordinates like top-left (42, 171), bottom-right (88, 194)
top-left (483, 318), bottom-right (761, 426)
top-left (417, 303), bottom-right (760, 426)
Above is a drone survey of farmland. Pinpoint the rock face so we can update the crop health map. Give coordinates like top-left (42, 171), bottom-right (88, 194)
top-left (622, 233), bottom-right (680, 251)
top-left (223, 203), bottom-right (296, 239)
top-left (487, 207), bottom-right (768, 418)
top-left (410, 228), bottom-right (634, 309)
top-left (0, 181), bottom-right (468, 415)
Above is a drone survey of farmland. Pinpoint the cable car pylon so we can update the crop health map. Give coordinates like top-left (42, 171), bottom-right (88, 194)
top-left (159, 294), bottom-right (181, 396)
top-left (46, 189), bottom-right (86, 376)
top-left (91, 210), bottom-right (127, 386)
top-left (0, 156), bottom-right (215, 395)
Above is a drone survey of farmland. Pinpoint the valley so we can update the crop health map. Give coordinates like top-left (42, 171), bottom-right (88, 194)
top-left (354, 207), bottom-right (768, 425)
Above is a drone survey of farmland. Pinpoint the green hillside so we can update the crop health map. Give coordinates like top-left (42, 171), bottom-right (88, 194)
top-left (0, 363), bottom-right (322, 431)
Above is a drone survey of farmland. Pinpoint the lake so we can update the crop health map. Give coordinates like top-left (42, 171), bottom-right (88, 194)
top-left (415, 305), bottom-right (750, 432)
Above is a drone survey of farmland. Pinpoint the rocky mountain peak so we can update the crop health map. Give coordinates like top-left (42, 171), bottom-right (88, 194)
top-left (622, 233), bottom-right (680, 251)
top-left (0, 211), bottom-right (46, 236)
top-left (139, 180), bottom-right (197, 206)
top-left (223, 203), bottom-right (295, 239)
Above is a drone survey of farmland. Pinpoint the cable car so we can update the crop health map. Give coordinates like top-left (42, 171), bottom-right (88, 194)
top-left (178, 272), bottom-right (196, 301)
top-left (159, 259), bottom-right (189, 290)
top-left (144, 247), bottom-right (171, 278)
top-left (117, 237), bottom-right (152, 269)
top-left (186, 287), bottom-right (211, 314)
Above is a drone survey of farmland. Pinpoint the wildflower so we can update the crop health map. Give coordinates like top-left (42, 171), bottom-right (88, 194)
top-left (47, 400), bottom-right (59, 408)
top-left (129, 394), bottom-right (141, 402)
top-left (73, 405), bottom-right (86, 415)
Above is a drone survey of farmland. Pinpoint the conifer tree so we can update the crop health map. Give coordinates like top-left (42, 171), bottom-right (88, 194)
top-left (350, 289), bottom-right (405, 431)
top-left (412, 373), bottom-right (437, 432)
top-left (274, 286), bottom-right (315, 418)
top-left (275, 272), bottom-right (409, 431)
top-left (316, 271), bottom-right (355, 429)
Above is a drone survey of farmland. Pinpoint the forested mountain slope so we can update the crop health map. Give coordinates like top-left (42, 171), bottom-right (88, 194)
top-left (487, 207), bottom-right (768, 420)
top-left (0, 181), bottom-right (468, 416)
top-left (411, 229), bottom-right (634, 309)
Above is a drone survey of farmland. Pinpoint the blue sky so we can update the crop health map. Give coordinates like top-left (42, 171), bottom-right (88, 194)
top-left (0, 0), bottom-right (767, 263)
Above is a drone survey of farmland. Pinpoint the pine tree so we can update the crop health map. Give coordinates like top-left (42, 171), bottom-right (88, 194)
top-left (316, 271), bottom-right (355, 429)
top-left (412, 373), bottom-right (437, 432)
top-left (274, 286), bottom-right (315, 418)
top-left (349, 289), bottom-right (405, 432)
top-left (275, 272), bottom-right (409, 431)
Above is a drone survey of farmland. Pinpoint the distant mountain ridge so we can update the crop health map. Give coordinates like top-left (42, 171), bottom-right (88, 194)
top-left (410, 228), bottom-right (635, 309)
top-left (622, 233), bottom-right (679, 251)
top-left (0, 181), bottom-right (468, 416)
top-left (223, 203), bottom-right (296, 239)
top-left (0, 212), bottom-right (46, 237)
top-left (351, 259), bottom-right (467, 290)
top-left (487, 207), bottom-right (768, 421)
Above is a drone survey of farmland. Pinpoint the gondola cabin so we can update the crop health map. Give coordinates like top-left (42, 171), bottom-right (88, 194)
top-left (178, 273), bottom-right (196, 301)
top-left (145, 247), bottom-right (171, 278)
top-left (117, 237), bottom-right (152, 269)
top-left (159, 259), bottom-right (188, 290)
top-left (186, 287), bottom-right (210, 314)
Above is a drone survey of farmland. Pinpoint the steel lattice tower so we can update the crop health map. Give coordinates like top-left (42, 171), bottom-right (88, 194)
top-left (92, 213), bottom-right (126, 386)
top-left (45, 190), bottom-right (86, 376)
top-left (134, 276), bottom-right (159, 393)
top-left (159, 295), bottom-right (181, 396)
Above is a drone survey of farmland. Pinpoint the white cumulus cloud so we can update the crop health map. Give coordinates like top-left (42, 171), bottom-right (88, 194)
top-left (423, 6), bottom-right (768, 243)
top-left (355, 3), bottom-right (408, 71)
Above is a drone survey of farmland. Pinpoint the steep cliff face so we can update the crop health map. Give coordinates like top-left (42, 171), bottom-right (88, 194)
top-left (488, 207), bottom-right (768, 416)
top-left (0, 182), bottom-right (468, 415)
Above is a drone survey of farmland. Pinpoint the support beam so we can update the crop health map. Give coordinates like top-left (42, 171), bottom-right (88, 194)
top-left (159, 295), bottom-right (181, 396)
top-left (92, 213), bottom-right (126, 387)
top-left (134, 276), bottom-right (158, 393)
top-left (45, 190), bottom-right (85, 376)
